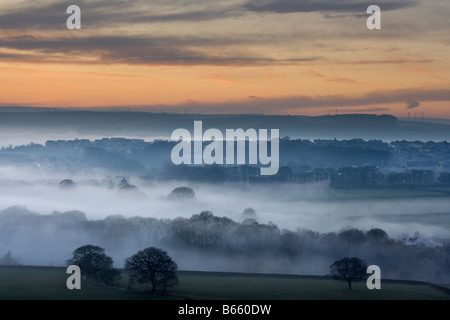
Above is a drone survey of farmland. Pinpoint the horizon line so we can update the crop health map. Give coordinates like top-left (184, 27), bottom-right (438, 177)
top-left (1, 105), bottom-right (449, 121)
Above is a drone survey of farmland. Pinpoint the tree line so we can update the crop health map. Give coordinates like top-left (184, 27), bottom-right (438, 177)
top-left (1, 207), bottom-right (449, 283)
top-left (67, 244), bottom-right (372, 292)
top-left (2, 138), bottom-right (449, 185)
top-left (67, 244), bottom-right (178, 293)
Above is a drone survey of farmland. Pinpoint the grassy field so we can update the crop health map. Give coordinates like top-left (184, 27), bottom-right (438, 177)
top-left (0, 266), bottom-right (449, 300)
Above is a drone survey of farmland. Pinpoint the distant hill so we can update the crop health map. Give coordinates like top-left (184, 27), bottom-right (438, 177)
top-left (0, 108), bottom-right (449, 142)
top-left (0, 106), bottom-right (59, 112)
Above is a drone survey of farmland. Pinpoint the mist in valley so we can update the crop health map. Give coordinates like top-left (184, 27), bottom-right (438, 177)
top-left (1, 112), bottom-right (450, 283)
top-left (1, 164), bottom-right (449, 283)
top-left (1, 166), bottom-right (449, 236)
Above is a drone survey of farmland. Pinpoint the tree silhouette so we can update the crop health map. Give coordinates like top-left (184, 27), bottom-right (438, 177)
top-left (168, 186), bottom-right (195, 200)
top-left (67, 244), bottom-right (120, 284)
top-left (366, 228), bottom-right (388, 242)
top-left (241, 207), bottom-right (258, 224)
top-left (1, 250), bottom-right (19, 265)
top-left (330, 257), bottom-right (367, 290)
top-left (124, 247), bottom-right (178, 294)
top-left (59, 179), bottom-right (75, 189)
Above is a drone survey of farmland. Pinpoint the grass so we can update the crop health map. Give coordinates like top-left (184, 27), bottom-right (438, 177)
top-left (0, 266), bottom-right (449, 300)
top-left (0, 265), bottom-right (150, 300)
top-left (170, 272), bottom-right (450, 300)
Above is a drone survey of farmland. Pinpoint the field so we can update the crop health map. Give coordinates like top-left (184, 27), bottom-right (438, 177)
top-left (320, 186), bottom-right (450, 201)
top-left (0, 266), bottom-right (449, 300)
top-left (314, 186), bottom-right (450, 231)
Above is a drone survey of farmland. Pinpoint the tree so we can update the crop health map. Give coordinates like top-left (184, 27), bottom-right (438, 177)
top-left (124, 247), bottom-right (178, 294)
top-left (1, 250), bottom-right (19, 265)
top-left (98, 267), bottom-right (121, 286)
top-left (241, 207), bottom-right (258, 224)
top-left (338, 228), bottom-right (366, 243)
top-left (67, 244), bottom-right (120, 285)
top-left (366, 228), bottom-right (388, 242)
top-left (160, 260), bottom-right (179, 293)
top-left (330, 257), bottom-right (368, 290)
top-left (59, 179), bottom-right (75, 189)
top-left (118, 177), bottom-right (138, 191)
top-left (168, 186), bottom-right (195, 200)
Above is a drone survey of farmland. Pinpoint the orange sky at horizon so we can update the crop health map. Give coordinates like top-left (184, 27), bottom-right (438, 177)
top-left (1, 60), bottom-right (448, 118)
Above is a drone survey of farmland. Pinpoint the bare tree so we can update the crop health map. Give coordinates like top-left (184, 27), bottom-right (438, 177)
top-left (67, 244), bottom-right (120, 285)
top-left (330, 257), bottom-right (367, 290)
top-left (168, 186), bottom-right (195, 200)
top-left (124, 247), bottom-right (178, 294)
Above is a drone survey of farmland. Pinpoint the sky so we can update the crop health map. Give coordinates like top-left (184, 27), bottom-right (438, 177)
top-left (0, 0), bottom-right (449, 118)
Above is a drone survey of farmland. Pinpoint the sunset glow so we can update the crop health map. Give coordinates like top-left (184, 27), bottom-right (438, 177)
top-left (0, 0), bottom-right (449, 118)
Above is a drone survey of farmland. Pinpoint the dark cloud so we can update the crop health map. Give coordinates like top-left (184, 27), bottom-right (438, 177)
top-left (328, 107), bottom-right (391, 113)
top-left (189, 88), bottom-right (449, 113)
top-left (0, 0), bottom-right (241, 30)
top-left (95, 87), bottom-right (450, 114)
top-left (406, 101), bottom-right (421, 109)
top-left (242, 88), bottom-right (450, 110)
top-left (0, 2), bottom-right (68, 30)
top-left (244, 0), bottom-right (416, 14)
top-left (248, 96), bottom-right (265, 99)
top-left (0, 35), bottom-right (317, 66)
top-left (0, 0), bottom-right (441, 68)
top-left (0, 0), bottom-right (433, 68)
top-left (0, 0), bottom-right (419, 31)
